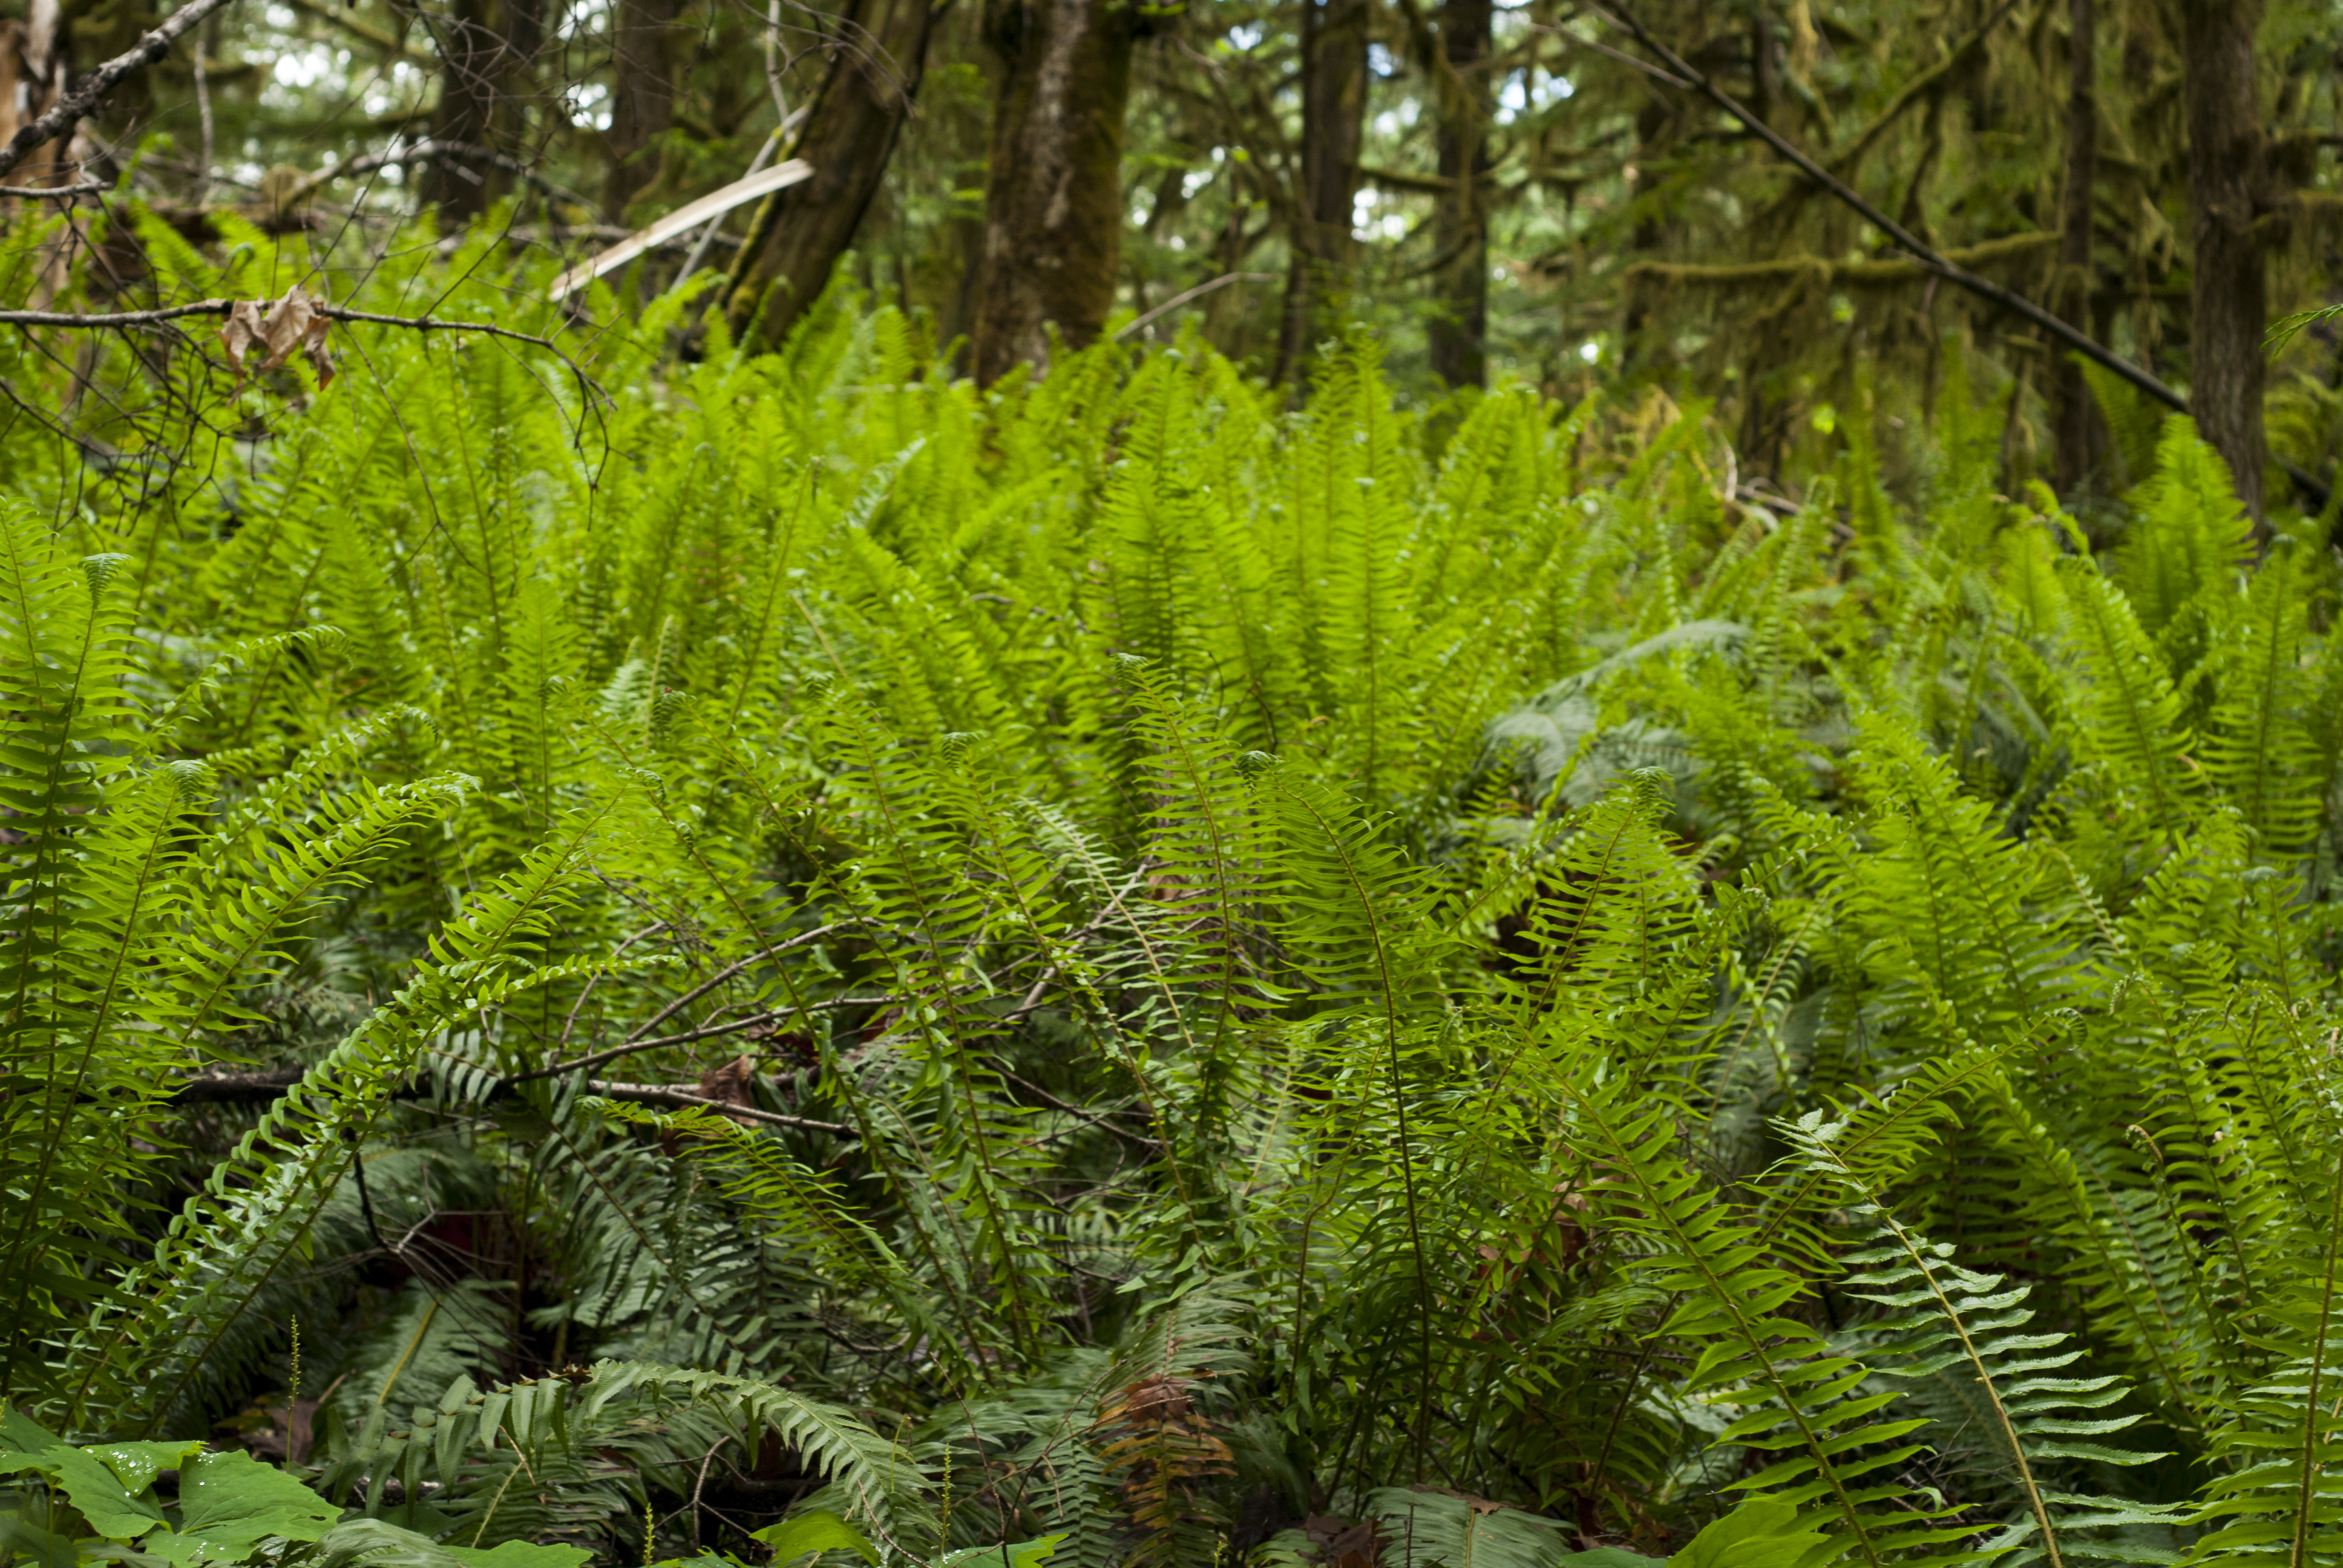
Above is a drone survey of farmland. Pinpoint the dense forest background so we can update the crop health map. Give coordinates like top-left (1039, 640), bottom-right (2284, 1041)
top-left (19, 3), bottom-right (2343, 1568)
top-left (10, 0), bottom-right (2343, 506)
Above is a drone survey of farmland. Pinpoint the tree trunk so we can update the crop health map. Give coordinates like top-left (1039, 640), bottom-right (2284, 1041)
top-left (601, 0), bottom-right (686, 220)
top-left (1427, 0), bottom-right (1489, 389)
top-left (724, 0), bottom-right (936, 346)
top-left (1273, 0), bottom-right (1366, 386)
top-left (419, 0), bottom-right (542, 220)
top-left (0, 2), bottom-right (71, 194)
top-left (2051, 0), bottom-right (2105, 497)
top-left (2180, 0), bottom-right (2267, 523)
top-left (969, 0), bottom-right (1140, 383)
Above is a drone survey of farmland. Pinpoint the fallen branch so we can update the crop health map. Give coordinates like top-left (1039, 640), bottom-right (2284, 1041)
top-left (0, 0), bottom-right (240, 180)
top-left (173, 1068), bottom-right (308, 1103)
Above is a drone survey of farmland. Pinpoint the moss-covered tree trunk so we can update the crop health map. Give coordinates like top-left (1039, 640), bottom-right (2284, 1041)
top-left (2051, 0), bottom-right (2105, 497)
top-left (1427, 0), bottom-right (1488, 389)
top-left (969, 0), bottom-right (1140, 382)
top-left (600, 0), bottom-right (685, 219)
top-left (1273, 0), bottom-right (1366, 385)
top-left (724, 0), bottom-right (936, 345)
top-left (2180, 0), bottom-right (2267, 521)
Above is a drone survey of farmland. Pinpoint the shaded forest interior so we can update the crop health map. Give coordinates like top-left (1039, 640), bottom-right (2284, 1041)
top-left (6, 0), bottom-right (2343, 510)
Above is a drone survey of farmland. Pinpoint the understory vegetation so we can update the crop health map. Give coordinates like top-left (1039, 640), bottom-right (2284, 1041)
top-left (11, 235), bottom-right (2343, 1568)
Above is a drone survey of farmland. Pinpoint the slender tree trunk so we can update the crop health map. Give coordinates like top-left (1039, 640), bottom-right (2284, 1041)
top-left (421, 0), bottom-right (505, 219)
top-left (2052, 0), bottom-right (2104, 497)
top-left (418, 0), bottom-right (544, 220)
top-left (970, 0), bottom-right (1141, 382)
top-left (601, 0), bottom-right (686, 219)
top-left (724, 0), bottom-right (936, 345)
top-left (1427, 0), bottom-right (1489, 389)
top-left (0, 2), bottom-right (71, 193)
top-left (2180, 0), bottom-right (2267, 522)
top-left (1274, 0), bottom-right (1366, 386)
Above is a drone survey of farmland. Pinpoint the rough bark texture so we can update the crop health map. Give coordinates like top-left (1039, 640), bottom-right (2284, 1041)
top-left (2051, 0), bottom-right (2105, 495)
top-left (600, 0), bottom-right (686, 220)
top-left (1427, 0), bottom-right (1489, 389)
top-left (420, 0), bottom-right (542, 220)
top-left (725, 0), bottom-right (936, 346)
top-left (1273, 0), bottom-right (1367, 385)
top-left (0, 4), bottom-right (71, 193)
top-left (2180, 0), bottom-right (2267, 522)
top-left (970, 0), bottom-right (1139, 383)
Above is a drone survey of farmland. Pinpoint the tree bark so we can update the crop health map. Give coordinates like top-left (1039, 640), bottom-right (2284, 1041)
top-left (724, 0), bottom-right (936, 346)
top-left (2180, 0), bottom-right (2267, 522)
top-left (2051, 0), bottom-right (2104, 496)
top-left (1427, 0), bottom-right (1489, 389)
top-left (0, 0), bottom-right (73, 194)
top-left (1273, 0), bottom-right (1367, 385)
top-left (601, 0), bottom-right (686, 220)
top-left (419, 0), bottom-right (542, 220)
top-left (969, 0), bottom-right (1141, 383)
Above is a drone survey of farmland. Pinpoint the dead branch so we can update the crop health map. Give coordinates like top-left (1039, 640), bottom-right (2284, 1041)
top-left (0, 297), bottom-right (571, 360)
top-left (0, 0), bottom-right (241, 180)
top-left (0, 178), bottom-right (110, 198)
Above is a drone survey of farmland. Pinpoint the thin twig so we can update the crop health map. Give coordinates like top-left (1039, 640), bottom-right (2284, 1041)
top-left (284, 140), bottom-right (595, 211)
top-left (1542, 24), bottom-right (1689, 87)
top-left (0, 177), bottom-right (109, 198)
top-left (0, 297), bottom-right (566, 357)
top-left (514, 995), bottom-right (897, 1082)
top-left (586, 1080), bottom-right (851, 1134)
top-left (1115, 272), bottom-right (1280, 340)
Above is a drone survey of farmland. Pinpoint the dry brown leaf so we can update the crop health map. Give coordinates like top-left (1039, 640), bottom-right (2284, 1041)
top-left (218, 286), bottom-right (336, 387)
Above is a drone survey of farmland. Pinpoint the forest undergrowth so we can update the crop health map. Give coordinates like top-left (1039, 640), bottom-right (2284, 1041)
top-left (7, 226), bottom-right (2343, 1568)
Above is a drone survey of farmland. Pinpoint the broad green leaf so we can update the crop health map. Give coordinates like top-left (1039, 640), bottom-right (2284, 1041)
top-left (1666, 1501), bottom-right (1843, 1568)
top-left (0, 1505), bottom-right (80, 1568)
top-left (0, 1447), bottom-right (165, 1540)
top-left (313, 1517), bottom-right (463, 1568)
top-left (938, 1534), bottom-right (1066, 1568)
top-left (447, 1541), bottom-right (597, 1568)
top-left (141, 1451), bottom-right (342, 1562)
top-left (750, 1511), bottom-right (880, 1568)
top-left (87, 1443), bottom-right (205, 1495)
top-left (0, 1410), bottom-right (68, 1457)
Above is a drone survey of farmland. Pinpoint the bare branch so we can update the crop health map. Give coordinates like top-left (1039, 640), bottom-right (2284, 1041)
top-left (284, 140), bottom-right (595, 211)
top-left (1115, 272), bottom-right (1279, 341)
top-left (0, 178), bottom-right (109, 198)
top-left (586, 1080), bottom-right (851, 1134)
top-left (0, 0), bottom-right (241, 180)
top-left (0, 297), bottom-right (571, 359)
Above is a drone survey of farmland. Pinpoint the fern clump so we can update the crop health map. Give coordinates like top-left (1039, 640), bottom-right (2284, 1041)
top-left (3, 236), bottom-right (2343, 1568)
